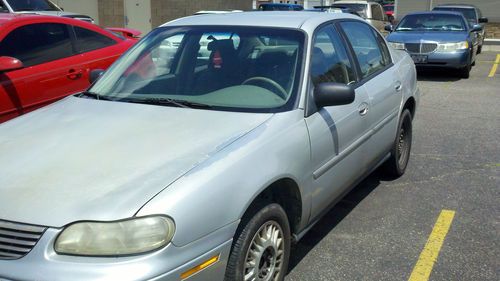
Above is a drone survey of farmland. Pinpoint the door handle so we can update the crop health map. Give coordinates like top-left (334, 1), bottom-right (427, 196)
top-left (395, 82), bottom-right (403, 92)
top-left (358, 103), bottom-right (369, 116)
top-left (67, 69), bottom-right (83, 80)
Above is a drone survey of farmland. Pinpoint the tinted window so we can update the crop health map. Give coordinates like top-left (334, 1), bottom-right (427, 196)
top-left (311, 26), bottom-right (356, 86)
top-left (7, 0), bottom-right (60, 11)
top-left (0, 2), bottom-right (8, 12)
top-left (74, 26), bottom-right (116, 53)
top-left (340, 21), bottom-right (387, 78)
top-left (0, 23), bottom-right (73, 67)
top-left (397, 14), bottom-right (466, 31)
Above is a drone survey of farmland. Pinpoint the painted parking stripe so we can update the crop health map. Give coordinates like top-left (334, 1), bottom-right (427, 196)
top-left (408, 210), bottom-right (456, 281)
top-left (488, 54), bottom-right (500, 78)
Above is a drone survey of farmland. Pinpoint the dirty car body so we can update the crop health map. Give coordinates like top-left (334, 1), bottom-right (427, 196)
top-left (0, 12), bottom-right (419, 281)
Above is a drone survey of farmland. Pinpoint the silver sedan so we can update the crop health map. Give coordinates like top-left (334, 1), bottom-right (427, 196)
top-left (0, 11), bottom-right (419, 281)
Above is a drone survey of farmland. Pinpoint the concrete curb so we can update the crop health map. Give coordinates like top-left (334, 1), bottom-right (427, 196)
top-left (483, 40), bottom-right (500, 52)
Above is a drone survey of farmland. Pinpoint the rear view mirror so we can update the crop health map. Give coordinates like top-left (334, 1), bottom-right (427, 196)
top-left (89, 69), bottom-right (105, 84)
top-left (0, 56), bottom-right (23, 72)
top-left (314, 83), bottom-right (355, 108)
top-left (479, 17), bottom-right (488, 23)
top-left (384, 24), bottom-right (393, 32)
top-left (471, 24), bottom-right (483, 32)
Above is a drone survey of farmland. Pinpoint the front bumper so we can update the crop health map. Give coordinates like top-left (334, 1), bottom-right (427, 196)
top-left (0, 221), bottom-right (237, 281)
top-left (412, 49), bottom-right (470, 69)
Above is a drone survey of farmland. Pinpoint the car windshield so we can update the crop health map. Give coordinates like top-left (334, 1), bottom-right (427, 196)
top-left (7, 0), bottom-right (60, 11)
top-left (332, 4), bottom-right (367, 18)
top-left (396, 14), bottom-right (466, 32)
top-left (89, 26), bottom-right (305, 113)
top-left (433, 7), bottom-right (477, 23)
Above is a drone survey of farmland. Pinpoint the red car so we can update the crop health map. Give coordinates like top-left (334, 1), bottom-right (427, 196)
top-left (0, 14), bottom-right (138, 123)
top-left (383, 4), bottom-right (395, 22)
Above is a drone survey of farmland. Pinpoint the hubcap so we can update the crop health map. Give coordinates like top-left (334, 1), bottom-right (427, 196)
top-left (397, 120), bottom-right (411, 167)
top-left (244, 221), bottom-right (284, 281)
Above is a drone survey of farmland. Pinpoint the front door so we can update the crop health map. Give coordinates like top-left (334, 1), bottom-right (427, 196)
top-left (125, 0), bottom-right (152, 36)
top-left (305, 24), bottom-right (371, 220)
top-left (0, 23), bottom-right (85, 122)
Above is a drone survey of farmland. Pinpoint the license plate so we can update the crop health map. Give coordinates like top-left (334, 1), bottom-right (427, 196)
top-left (411, 54), bottom-right (428, 64)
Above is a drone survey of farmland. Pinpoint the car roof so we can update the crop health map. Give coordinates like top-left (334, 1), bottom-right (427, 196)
top-left (162, 11), bottom-right (360, 32)
top-left (434, 4), bottom-right (477, 9)
top-left (332, 1), bottom-right (374, 4)
top-left (405, 11), bottom-right (465, 17)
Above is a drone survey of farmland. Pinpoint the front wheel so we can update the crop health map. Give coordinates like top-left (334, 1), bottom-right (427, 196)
top-left (382, 109), bottom-right (413, 178)
top-left (459, 63), bottom-right (471, 79)
top-left (225, 203), bottom-right (291, 281)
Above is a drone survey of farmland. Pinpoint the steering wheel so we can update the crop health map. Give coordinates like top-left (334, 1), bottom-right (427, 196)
top-left (242, 77), bottom-right (288, 100)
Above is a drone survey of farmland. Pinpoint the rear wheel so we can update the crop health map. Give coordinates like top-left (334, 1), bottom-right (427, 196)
top-left (382, 109), bottom-right (413, 178)
top-left (477, 45), bottom-right (482, 54)
top-left (225, 203), bottom-right (291, 281)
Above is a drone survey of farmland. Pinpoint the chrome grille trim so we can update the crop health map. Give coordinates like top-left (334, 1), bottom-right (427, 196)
top-left (0, 220), bottom-right (46, 260)
top-left (405, 43), bottom-right (438, 54)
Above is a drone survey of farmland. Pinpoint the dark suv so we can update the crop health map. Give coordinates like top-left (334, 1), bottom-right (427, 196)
top-left (433, 4), bottom-right (488, 53)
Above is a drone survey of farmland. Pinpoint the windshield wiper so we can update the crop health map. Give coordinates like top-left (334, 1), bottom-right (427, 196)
top-left (127, 97), bottom-right (214, 109)
top-left (78, 91), bottom-right (110, 101)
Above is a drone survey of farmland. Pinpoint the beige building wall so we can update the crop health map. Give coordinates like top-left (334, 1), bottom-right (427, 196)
top-left (98, 0), bottom-right (125, 27)
top-left (54, 0), bottom-right (100, 24)
top-left (151, 0), bottom-right (253, 28)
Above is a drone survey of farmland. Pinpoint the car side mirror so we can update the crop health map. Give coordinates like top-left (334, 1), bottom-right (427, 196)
top-left (89, 69), bottom-right (105, 84)
top-left (0, 56), bottom-right (23, 72)
top-left (479, 17), bottom-right (488, 23)
top-left (384, 24), bottom-right (393, 32)
top-left (314, 83), bottom-right (355, 108)
top-left (471, 24), bottom-right (483, 32)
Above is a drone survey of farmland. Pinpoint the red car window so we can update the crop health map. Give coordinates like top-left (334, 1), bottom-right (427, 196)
top-left (74, 26), bottom-right (117, 53)
top-left (0, 23), bottom-right (74, 67)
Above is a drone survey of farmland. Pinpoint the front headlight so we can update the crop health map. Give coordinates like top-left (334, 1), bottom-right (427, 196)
top-left (436, 41), bottom-right (469, 52)
top-left (388, 42), bottom-right (405, 50)
top-left (55, 216), bottom-right (175, 256)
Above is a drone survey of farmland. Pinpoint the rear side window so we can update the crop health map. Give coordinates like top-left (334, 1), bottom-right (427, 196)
top-left (74, 26), bottom-right (116, 53)
top-left (0, 23), bottom-right (73, 67)
top-left (340, 21), bottom-right (388, 78)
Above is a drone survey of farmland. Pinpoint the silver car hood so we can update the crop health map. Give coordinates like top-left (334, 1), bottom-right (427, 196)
top-left (0, 97), bottom-right (272, 227)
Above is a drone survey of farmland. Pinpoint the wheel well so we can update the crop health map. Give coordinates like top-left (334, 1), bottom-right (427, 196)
top-left (241, 178), bottom-right (302, 235)
top-left (403, 97), bottom-right (416, 119)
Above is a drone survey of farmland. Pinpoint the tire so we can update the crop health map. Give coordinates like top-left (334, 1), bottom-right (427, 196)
top-left (225, 203), bottom-right (291, 281)
top-left (382, 109), bottom-right (413, 178)
top-left (477, 45), bottom-right (482, 54)
top-left (459, 64), bottom-right (471, 79)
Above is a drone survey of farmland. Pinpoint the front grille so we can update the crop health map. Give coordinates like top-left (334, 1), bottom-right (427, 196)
top-left (0, 220), bottom-right (46, 260)
top-left (405, 43), bottom-right (437, 54)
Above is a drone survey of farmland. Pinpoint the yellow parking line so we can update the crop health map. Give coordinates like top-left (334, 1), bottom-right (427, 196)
top-left (488, 54), bottom-right (500, 78)
top-left (408, 210), bottom-right (456, 281)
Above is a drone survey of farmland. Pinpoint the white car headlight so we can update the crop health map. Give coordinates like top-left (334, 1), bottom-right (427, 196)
top-left (388, 42), bottom-right (405, 50)
top-left (55, 216), bottom-right (175, 256)
top-left (436, 41), bottom-right (469, 52)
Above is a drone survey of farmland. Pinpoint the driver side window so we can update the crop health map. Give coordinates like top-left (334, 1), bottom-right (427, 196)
top-left (310, 25), bottom-right (356, 87)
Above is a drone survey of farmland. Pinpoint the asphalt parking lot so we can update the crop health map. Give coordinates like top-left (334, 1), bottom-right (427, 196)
top-left (286, 51), bottom-right (500, 281)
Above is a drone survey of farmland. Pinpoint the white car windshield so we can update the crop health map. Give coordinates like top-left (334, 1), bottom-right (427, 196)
top-left (89, 26), bottom-right (305, 113)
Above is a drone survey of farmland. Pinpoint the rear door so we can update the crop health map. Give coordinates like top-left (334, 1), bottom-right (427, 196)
top-left (305, 24), bottom-right (371, 220)
top-left (338, 20), bottom-right (401, 168)
top-left (0, 22), bottom-right (86, 121)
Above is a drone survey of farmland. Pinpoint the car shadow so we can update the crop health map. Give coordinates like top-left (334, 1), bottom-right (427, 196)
top-left (287, 172), bottom-right (390, 273)
top-left (416, 68), bottom-right (461, 82)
